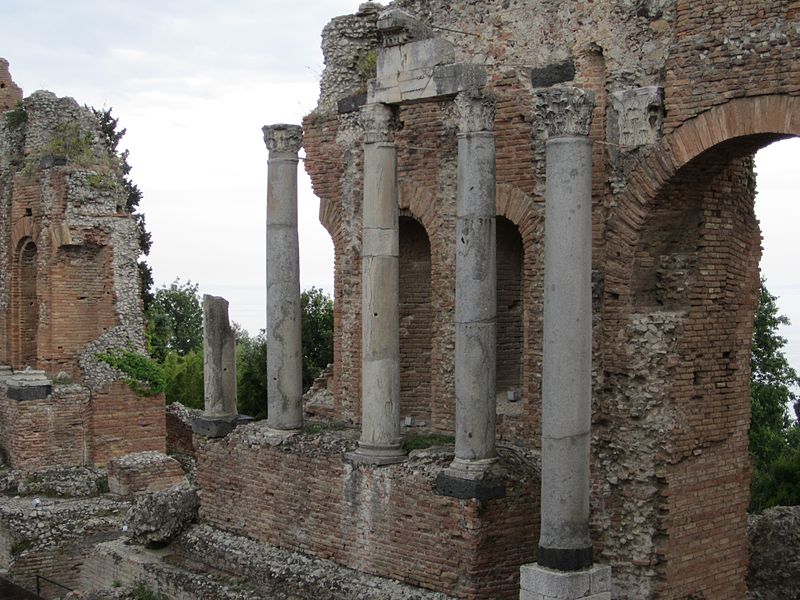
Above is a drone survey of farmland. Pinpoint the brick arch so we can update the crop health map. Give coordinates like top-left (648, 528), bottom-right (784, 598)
top-left (598, 94), bottom-right (799, 599)
top-left (11, 237), bottom-right (39, 369)
top-left (494, 183), bottom-right (542, 445)
top-left (11, 215), bottom-right (39, 250)
top-left (607, 94), bottom-right (800, 303)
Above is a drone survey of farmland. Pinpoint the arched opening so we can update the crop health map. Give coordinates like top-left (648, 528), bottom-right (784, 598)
top-left (399, 214), bottom-right (432, 426)
top-left (13, 238), bottom-right (38, 369)
top-left (618, 132), bottom-right (794, 598)
top-left (496, 216), bottom-right (523, 400)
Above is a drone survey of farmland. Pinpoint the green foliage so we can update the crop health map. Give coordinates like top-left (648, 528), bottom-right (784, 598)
top-left (85, 172), bottom-right (117, 191)
top-left (403, 433), bottom-right (454, 453)
top-left (162, 349), bottom-right (204, 409)
top-left (131, 583), bottom-right (168, 600)
top-left (303, 420), bottom-right (348, 435)
top-left (146, 279), bottom-right (203, 362)
top-left (46, 122), bottom-right (94, 165)
top-left (301, 287), bottom-right (334, 391)
top-left (236, 328), bottom-right (267, 419)
top-left (355, 49), bottom-right (378, 81)
top-left (749, 278), bottom-right (800, 512)
top-left (3, 102), bottom-right (27, 128)
top-left (96, 348), bottom-right (165, 396)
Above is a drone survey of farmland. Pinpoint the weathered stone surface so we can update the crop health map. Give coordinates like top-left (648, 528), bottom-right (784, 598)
top-left (533, 86), bottom-right (595, 138)
top-left (0, 57), bottom-right (23, 111)
top-left (107, 452), bottom-right (186, 497)
top-left (202, 294), bottom-right (237, 418)
top-left (609, 86), bottom-right (664, 149)
top-left (1, 466), bottom-right (108, 498)
top-left (123, 483), bottom-right (198, 547)
top-left (747, 506), bottom-right (800, 600)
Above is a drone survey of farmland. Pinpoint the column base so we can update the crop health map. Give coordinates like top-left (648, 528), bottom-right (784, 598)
top-left (192, 414), bottom-right (242, 438)
top-left (434, 457), bottom-right (505, 499)
top-left (520, 563), bottom-right (611, 600)
top-left (345, 443), bottom-right (405, 466)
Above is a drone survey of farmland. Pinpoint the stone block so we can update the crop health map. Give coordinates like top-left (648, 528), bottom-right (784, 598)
top-left (107, 451), bottom-right (186, 497)
top-left (6, 384), bottom-right (51, 401)
top-left (192, 414), bottom-right (239, 438)
top-left (531, 60), bottom-right (576, 88)
top-left (520, 564), bottom-right (611, 600)
top-left (433, 471), bottom-right (506, 500)
top-left (369, 62), bottom-right (487, 104)
top-left (377, 38), bottom-right (455, 78)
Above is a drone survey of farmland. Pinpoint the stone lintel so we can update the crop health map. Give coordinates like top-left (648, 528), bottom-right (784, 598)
top-left (376, 8), bottom-right (434, 46)
top-left (369, 62), bottom-right (487, 105)
top-left (337, 92), bottom-right (368, 115)
top-left (433, 471), bottom-right (506, 501)
top-left (360, 102), bottom-right (395, 143)
top-left (263, 124), bottom-right (303, 155)
top-left (520, 563), bottom-right (611, 600)
top-left (192, 414), bottom-right (239, 438)
top-left (609, 86), bottom-right (664, 149)
top-left (456, 89), bottom-right (496, 133)
top-left (533, 87), bottom-right (595, 138)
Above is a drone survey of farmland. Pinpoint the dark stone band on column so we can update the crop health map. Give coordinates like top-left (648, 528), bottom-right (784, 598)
top-left (538, 545), bottom-right (593, 571)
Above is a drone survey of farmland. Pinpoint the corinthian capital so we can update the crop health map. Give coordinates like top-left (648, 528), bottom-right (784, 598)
top-left (360, 103), bottom-right (394, 143)
top-left (263, 124), bottom-right (304, 155)
top-left (455, 89), bottom-right (496, 134)
top-left (533, 87), bottom-right (595, 138)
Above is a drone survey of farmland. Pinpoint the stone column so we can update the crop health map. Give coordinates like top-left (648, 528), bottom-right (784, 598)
top-left (520, 87), bottom-right (611, 600)
top-left (446, 90), bottom-right (498, 481)
top-left (193, 295), bottom-right (239, 438)
top-left (263, 124), bottom-right (304, 432)
top-left (203, 295), bottom-right (237, 417)
top-left (348, 103), bottom-right (405, 465)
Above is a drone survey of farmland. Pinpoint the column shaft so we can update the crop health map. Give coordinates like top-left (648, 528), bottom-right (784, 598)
top-left (203, 294), bottom-right (237, 417)
top-left (354, 136), bottom-right (404, 463)
top-left (264, 124), bottom-right (304, 431)
top-left (452, 130), bottom-right (497, 473)
top-left (539, 134), bottom-right (593, 569)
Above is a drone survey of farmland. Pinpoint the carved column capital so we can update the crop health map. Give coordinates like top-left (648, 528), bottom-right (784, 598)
top-left (456, 89), bottom-right (496, 134)
top-left (533, 87), bottom-right (595, 138)
top-left (262, 124), bottom-right (303, 155)
top-left (360, 102), bottom-right (395, 143)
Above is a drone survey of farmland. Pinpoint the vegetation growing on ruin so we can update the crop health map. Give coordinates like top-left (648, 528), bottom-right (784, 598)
top-left (96, 347), bottom-right (166, 397)
top-left (403, 433), bottom-right (455, 452)
top-left (46, 122), bottom-right (95, 165)
top-left (355, 49), bottom-right (377, 81)
top-left (3, 102), bottom-right (27, 129)
top-left (94, 107), bottom-right (154, 308)
top-left (749, 278), bottom-right (800, 511)
top-left (131, 583), bottom-right (168, 600)
top-left (304, 420), bottom-right (349, 435)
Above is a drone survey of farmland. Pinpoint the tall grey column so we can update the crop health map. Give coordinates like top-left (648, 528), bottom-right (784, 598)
top-left (348, 103), bottom-right (405, 465)
top-left (263, 124), bottom-right (304, 431)
top-left (203, 294), bottom-right (237, 418)
top-left (446, 90), bottom-right (498, 480)
top-left (521, 87), bottom-right (610, 600)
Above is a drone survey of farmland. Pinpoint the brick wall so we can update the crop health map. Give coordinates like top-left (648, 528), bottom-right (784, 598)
top-left (399, 215), bottom-right (433, 424)
top-left (196, 431), bottom-right (538, 600)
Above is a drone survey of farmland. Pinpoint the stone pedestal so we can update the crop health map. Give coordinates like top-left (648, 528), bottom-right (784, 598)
top-left (348, 103), bottom-right (405, 466)
top-left (444, 90), bottom-right (498, 483)
top-left (263, 124), bottom-right (304, 431)
top-left (520, 564), bottom-right (611, 600)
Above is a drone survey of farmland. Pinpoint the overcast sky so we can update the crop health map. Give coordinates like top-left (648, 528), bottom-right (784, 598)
top-left (2, 1), bottom-right (798, 374)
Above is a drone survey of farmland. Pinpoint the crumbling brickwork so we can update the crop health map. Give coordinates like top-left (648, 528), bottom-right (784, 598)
top-left (296, 1), bottom-right (800, 598)
top-left (0, 67), bottom-right (165, 470)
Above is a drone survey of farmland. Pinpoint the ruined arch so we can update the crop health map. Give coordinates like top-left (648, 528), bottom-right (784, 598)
top-left (495, 216), bottom-right (523, 395)
top-left (12, 237), bottom-right (39, 369)
top-left (601, 95), bottom-right (800, 598)
top-left (398, 213), bottom-right (433, 424)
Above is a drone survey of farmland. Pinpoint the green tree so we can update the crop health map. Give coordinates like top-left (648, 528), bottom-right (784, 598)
top-left (146, 279), bottom-right (203, 362)
top-left (162, 349), bottom-right (204, 408)
top-left (749, 278), bottom-right (800, 511)
top-left (301, 287), bottom-right (334, 390)
top-left (236, 328), bottom-right (267, 419)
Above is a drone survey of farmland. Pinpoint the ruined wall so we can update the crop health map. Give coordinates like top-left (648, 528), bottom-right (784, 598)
top-left (196, 425), bottom-right (539, 600)
top-left (302, 1), bottom-right (800, 598)
top-left (0, 67), bottom-right (165, 470)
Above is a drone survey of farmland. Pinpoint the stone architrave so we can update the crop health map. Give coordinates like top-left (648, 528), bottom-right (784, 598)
top-left (520, 86), bottom-right (611, 600)
top-left (445, 89), bottom-right (498, 481)
top-left (263, 124), bottom-right (304, 432)
top-left (348, 103), bottom-right (405, 466)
